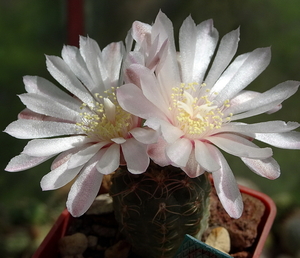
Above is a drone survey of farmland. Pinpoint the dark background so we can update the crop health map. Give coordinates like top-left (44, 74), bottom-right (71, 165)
top-left (1, 0), bottom-right (300, 257)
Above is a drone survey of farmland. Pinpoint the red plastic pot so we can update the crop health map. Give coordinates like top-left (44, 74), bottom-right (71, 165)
top-left (32, 184), bottom-right (276, 258)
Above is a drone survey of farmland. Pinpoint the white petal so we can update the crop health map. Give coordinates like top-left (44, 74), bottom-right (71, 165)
top-left (216, 121), bottom-right (300, 135)
top-left (22, 136), bottom-right (90, 157)
top-left (241, 157), bottom-right (280, 179)
top-left (210, 147), bottom-right (243, 218)
top-left (166, 137), bottom-right (193, 167)
top-left (79, 36), bottom-right (105, 91)
top-left (19, 93), bottom-right (80, 122)
top-left (4, 119), bottom-right (81, 139)
top-left (61, 45), bottom-right (95, 92)
top-left (194, 140), bottom-right (221, 172)
top-left (210, 53), bottom-right (250, 96)
top-left (67, 152), bottom-right (104, 217)
top-left (225, 80), bottom-right (300, 118)
top-left (145, 117), bottom-right (184, 143)
top-left (122, 138), bottom-right (149, 174)
top-left (255, 131), bottom-right (300, 149)
top-left (111, 137), bottom-right (126, 144)
top-left (207, 133), bottom-right (273, 159)
top-left (214, 47), bottom-right (271, 104)
top-left (96, 144), bottom-right (120, 174)
top-left (68, 142), bottom-right (109, 169)
top-left (117, 84), bottom-right (166, 120)
top-left (132, 20), bottom-right (152, 46)
top-left (205, 28), bottom-right (240, 88)
top-left (41, 162), bottom-right (82, 190)
top-left (130, 127), bottom-right (159, 144)
top-left (102, 42), bottom-right (124, 88)
top-left (46, 55), bottom-right (93, 104)
top-left (5, 154), bottom-right (53, 172)
top-left (23, 76), bottom-right (81, 110)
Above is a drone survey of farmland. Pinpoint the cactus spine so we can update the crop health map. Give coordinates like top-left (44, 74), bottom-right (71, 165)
top-left (110, 162), bottom-right (211, 258)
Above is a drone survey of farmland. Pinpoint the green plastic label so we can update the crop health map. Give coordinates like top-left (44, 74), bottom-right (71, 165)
top-left (174, 235), bottom-right (232, 258)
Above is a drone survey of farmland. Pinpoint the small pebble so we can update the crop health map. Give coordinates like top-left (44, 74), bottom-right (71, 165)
top-left (59, 232), bottom-right (88, 256)
top-left (86, 193), bottom-right (114, 215)
top-left (205, 226), bottom-right (231, 254)
top-left (87, 235), bottom-right (98, 248)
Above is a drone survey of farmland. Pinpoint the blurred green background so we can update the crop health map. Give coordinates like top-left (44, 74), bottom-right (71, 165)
top-left (1, 0), bottom-right (300, 257)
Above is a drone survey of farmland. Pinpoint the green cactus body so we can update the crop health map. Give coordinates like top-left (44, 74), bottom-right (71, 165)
top-left (110, 162), bottom-right (211, 258)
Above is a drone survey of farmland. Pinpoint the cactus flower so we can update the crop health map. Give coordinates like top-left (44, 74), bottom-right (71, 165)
top-left (4, 37), bottom-right (157, 217)
top-left (117, 12), bottom-right (300, 218)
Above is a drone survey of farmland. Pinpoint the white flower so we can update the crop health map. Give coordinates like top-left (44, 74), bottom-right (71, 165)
top-left (4, 36), bottom-right (157, 217)
top-left (117, 12), bottom-right (300, 218)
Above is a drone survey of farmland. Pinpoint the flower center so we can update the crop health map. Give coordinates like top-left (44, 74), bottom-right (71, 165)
top-left (170, 83), bottom-right (232, 139)
top-left (76, 87), bottom-right (134, 141)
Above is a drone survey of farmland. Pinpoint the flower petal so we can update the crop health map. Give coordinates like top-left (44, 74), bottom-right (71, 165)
top-left (241, 157), bottom-right (280, 179)
top-left (96, 144), bottom-right (120, 174)
top-left (211, 147), bottom-right (243, 218)
top-left (205, 28), bottom-right (240, 88)
top-left (255, 131), bottom-right (300, 149)
top-left (207, 133), bottom-right (273, 159)
top-left (117, 83), bottom-right (166, 120)
top-left (23, 76), bottom-right (81, 110)
top-left (180, 18), bottom-right (219, 83)
top-left (22, 136), bottom-right (90, 157)
top-left (147, 137), bottom-right (171, 167)
top-left (181, 148), bottom-right (205, 178)
top-left (68, 142), bottom-right (109, 169)
top-left (66, 152), bottom-right (104, 217)
top-left (5, 154), bottom-right (53, 172)
top-left (46, 55), bottom-right (93, 104)
top-left (130, 127), bottom-right (159, 144)
top-left (4, 119), bottom-right (81, 139)
top-left (213, 47), bottom-right (271, 104)
top-left (41, 162), bottom-right (82, 190)
top-left (166, 137), bottom-right (193, 167)
top-left (225, 80), bottom-right (300, 118)
top-left (194, 140), bottom-right (221, 172)
top-left (19, 93), bottom-right (80, 122)
top-left (122, 138), bottom-right (149, 174)
top-left (145, 117), bottom-right (184, 143)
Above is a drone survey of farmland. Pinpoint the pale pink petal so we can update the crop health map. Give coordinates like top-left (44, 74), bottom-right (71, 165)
top-left (5, 154), bottom-right (53, 172)
top-left (117, 83), bottom-right (165, 120)
top-left (255, 131), bottom-right (300, 149)
top-left (145, 117), bottom-right (183, 143)
top-left (41, 162), bottom-right (82, 190)
top-left (166, 137), bottom-right (193, 167)
top-left (129, 127), bottom-right (159, 144)
top-left (132, 21), bottom-right (152, 46)
top-left (19, 93), bottom-right (79, 122)
top-left (181, 148), bottom-right (205, 178)
top-left (46, 55), bottom-right (93, 104)
top-left (22, 136), bottom-right (91, 157)
top-left (225, 80), bottom-right (300, 118)
top-left (211, 147), bottom-right (243, 218)
top-left (216, 121), bottom-right (299, 135)
top-left (205, 28), bottom-right (240, 88)
top-left (241, 157), bottom-right (280, 179)
top-left (67, 152), bottom-right (104, 217)
top-left (96, 144), bottom-right (120, 174)
top-left (121, 138), bottom-right (149, 174)
top-left (4, 120), bottom-right (80, 139)
top-left (147, 137), bottom-right (171, 167)
top-left (194, 140), bottom-right (220, 172)
top-left (68, 142), bottom-right (109, 169)
top-left (180, 17), bottom-right (218, 83)
top-left (61, 45), bottom-right (95, 92)
top-left (102, 42), bottom-right (124, 88)
top-left (213, 48), bottom-right (271, 104)
top-left (207, 133), bottom-right (272, 159)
